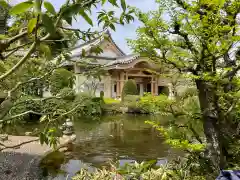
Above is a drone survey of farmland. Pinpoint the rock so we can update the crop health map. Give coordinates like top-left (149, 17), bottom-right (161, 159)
top-left (63, 129), bottom-right (73, 135)
top-left (25, 132), bottom-right (32, 136)
top-left (59, 147), bottom-right (68, 152)
top-left (0, 134), bottom-right (8, 141)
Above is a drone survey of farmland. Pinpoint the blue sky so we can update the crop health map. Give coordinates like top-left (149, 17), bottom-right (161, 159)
top-left (12, 0), bottom-right (157, 54)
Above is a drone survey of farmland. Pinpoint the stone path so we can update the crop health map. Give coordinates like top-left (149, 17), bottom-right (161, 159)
top-left (0, 135), bottom-right (76, 180)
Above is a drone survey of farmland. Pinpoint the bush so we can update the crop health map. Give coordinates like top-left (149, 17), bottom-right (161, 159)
top-left (72, 161), bottom-right (205, 180)
top-left (11, 95), bottom-right (42, 122)
top-left (121, 80), bottom-right (138, 101)
top-left (49, 68), bottom-right (75, 95)
top-left (123, 95), bottom-right (141, 113)
top-left (72, 92), bottom-right (102, 117)
top-left (137, 93), bottom-right (171, 114)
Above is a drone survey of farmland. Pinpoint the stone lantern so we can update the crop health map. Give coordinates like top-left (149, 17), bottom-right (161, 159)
top-left (62, 119), bottom-right (74, 135)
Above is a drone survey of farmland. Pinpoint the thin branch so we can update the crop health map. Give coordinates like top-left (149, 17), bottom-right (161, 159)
top-left (223, 65), bottom-right (240, 79)
top-left (8, 31), bottom-right (28, 45)
top-left (60, 103), bottom-right (83, 117)
top-left (224, 100), bottom-right (238, 116)
top-left (3, 48), bottom-right (19, 59)
top-left (6, 64), bottom-right (59, 98)
top-left (42, 39), bottom-right (71, 42)
top-left (0, 138), bottom-right (39, 151)
top-left (0, 111), bottom-right (48, 123)
top-left (0, 42), bottom-right (37, 81)
top-left (5, 42), bottom-right (32, 52)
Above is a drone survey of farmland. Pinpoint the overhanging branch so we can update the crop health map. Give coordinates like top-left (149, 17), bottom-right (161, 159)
top-left (0, 42), bottom-right (37, 81)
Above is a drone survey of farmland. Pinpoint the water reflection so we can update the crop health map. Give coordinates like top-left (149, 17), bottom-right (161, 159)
top-left (50, 114), bottom-right (178, 179)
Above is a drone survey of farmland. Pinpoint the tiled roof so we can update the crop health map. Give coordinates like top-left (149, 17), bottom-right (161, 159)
top-left (104, 54), bottom-right (140, 67)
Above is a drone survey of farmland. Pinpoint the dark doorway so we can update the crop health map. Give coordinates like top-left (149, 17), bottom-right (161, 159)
top-left (114, 84), bottom-right (117, 93)
top-left (146, 83), bottom-right (151, 93)
top-left (158, 86), bottom-right (169, 95)
top-left (136, 84), bottom-right (140, 94)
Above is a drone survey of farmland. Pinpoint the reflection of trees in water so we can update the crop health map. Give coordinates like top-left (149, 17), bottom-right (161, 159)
top-left (71, 116), bottom-right (170, 167)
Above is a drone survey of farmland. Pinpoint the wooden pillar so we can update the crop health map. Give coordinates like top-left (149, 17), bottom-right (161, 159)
top-left (120, 72), bottom-right (125, 98)
top-left (155, 77), bottom-right (158, 95)
top-left (151, 75), bottom-right (154, 95)
top-left (116, 73), bottom-right (120, 98)
top-left (104, 76), bottom-right (112, 98)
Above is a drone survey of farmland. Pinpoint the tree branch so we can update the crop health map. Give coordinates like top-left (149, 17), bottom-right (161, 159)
top-left (0, 138), bottom-right (39, 151)
top-left (0, 42), bottom-right (37, 81)
top-left (0, 111), bottom-right (49, 123)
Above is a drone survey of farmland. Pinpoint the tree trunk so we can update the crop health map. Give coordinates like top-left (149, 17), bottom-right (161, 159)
top-left (195, 80), bottom-right (225, 172)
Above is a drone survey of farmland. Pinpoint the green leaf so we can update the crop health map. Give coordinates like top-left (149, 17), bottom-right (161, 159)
top-left (39, 43), bottom-right (52, 60)
top-left (82, 49), bottom-right (86, 57)
top-left (79, 10), bottom-right (93, 26)
top-left (0, 34), bottom-right (7, 40)
top-left (27, 18), bottom-right (37, 34)
top-left (121, 0), bottom-right (126, 11)
top-left (109, 24), bottom-right (116, 31)
top-left (63, 16), bottom-right (72, 25)
top-left (10, 1), bottom-right (34, 15)
top-left (0, 1), bottom-right (9, 9)
top-left (44, 1), bottom-right (56, 15)
top-left (102, 0), bottom-right (107, 5)
top-left (41, 13), bottom-right (55, 35)
top-left (109, 0), bottom-right (118, 7)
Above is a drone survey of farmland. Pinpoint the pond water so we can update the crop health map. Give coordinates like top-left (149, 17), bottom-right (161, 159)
top-left (47, 114), bottom-right (179, 179)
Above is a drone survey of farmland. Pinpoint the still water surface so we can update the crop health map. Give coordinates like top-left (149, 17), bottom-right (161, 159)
top-left (49, 114), bottom-right (178, 179)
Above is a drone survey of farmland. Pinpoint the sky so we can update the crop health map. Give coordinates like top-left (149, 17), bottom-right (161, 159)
top-left (12, 0), bottom-right (158, 54)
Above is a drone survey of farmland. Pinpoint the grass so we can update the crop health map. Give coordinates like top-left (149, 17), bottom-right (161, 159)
top-left (103, 98), bottom-right (121, 104)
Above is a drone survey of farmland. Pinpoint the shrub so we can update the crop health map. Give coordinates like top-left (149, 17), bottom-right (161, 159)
top-left (72, 92), bottom-right (102, 117)
top-left (49, 68), bottom-right (75, 95)
top-left (121, 80), bottom-right (138, 101)
top-left (137, 93), bottom-right (171, 114)
top-left (123, 95), bottom-right (141, 113)
top-left (11, 95), bottom-right (42, 122)
top-left (72, 161), bottom-right (205, 180)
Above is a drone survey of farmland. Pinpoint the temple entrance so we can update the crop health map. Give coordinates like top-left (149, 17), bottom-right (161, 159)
top-left (106, 59), bottom-right (163, 98)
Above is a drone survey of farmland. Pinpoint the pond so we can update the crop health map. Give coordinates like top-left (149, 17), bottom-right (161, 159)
top-left (47, 114), bottom-right (179, 179)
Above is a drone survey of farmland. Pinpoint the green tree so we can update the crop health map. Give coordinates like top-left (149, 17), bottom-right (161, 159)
top-left (0, 0), bottom-right (134, 149)
top-left (129, 0), bottom-right (240, 176)
top-left (121, 79), bottom-right (138, 100)
top-left (49, 68), bottom-right (75, 95)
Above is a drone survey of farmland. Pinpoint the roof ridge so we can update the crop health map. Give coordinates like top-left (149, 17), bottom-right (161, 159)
top-left (70, 29), bottom-right (126, 56)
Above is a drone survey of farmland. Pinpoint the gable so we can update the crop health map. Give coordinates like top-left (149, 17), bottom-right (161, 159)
top-left (92, 40), bottom-right (122, 58)
top-left (70, 30), bottom-right (125, 60)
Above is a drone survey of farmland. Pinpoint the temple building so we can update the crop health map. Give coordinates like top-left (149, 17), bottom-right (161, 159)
top-left (64, 31), bottom-right (173, 99)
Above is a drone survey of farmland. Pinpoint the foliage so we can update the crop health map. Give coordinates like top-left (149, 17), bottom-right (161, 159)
top-left (129, 0), bottom-right (240, 175)
top-left (137, 93), bottom-right (171, 114)
top-left (49, 68), bottom-right (75, 96)
top-left (103, 98), bottom-right (120, 104)
top-left (0, 0), bottom-right (134, 149)
top-left (102, 103), bottom-right (122, 114)
top-left (121, 80), bottom-right (139, 101)
top-left (72, 161), bottom-right (205, 180)
top-left (58, 87), bottom-right (76, 101)
top-left (9, 95), bottom-right (42, 122)
top-left (122, 95), bottom-right (140, 113)
top-left (0, 57), bottom-right (49, 96)
top-left (71, 92), bottom-right (102, 118)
